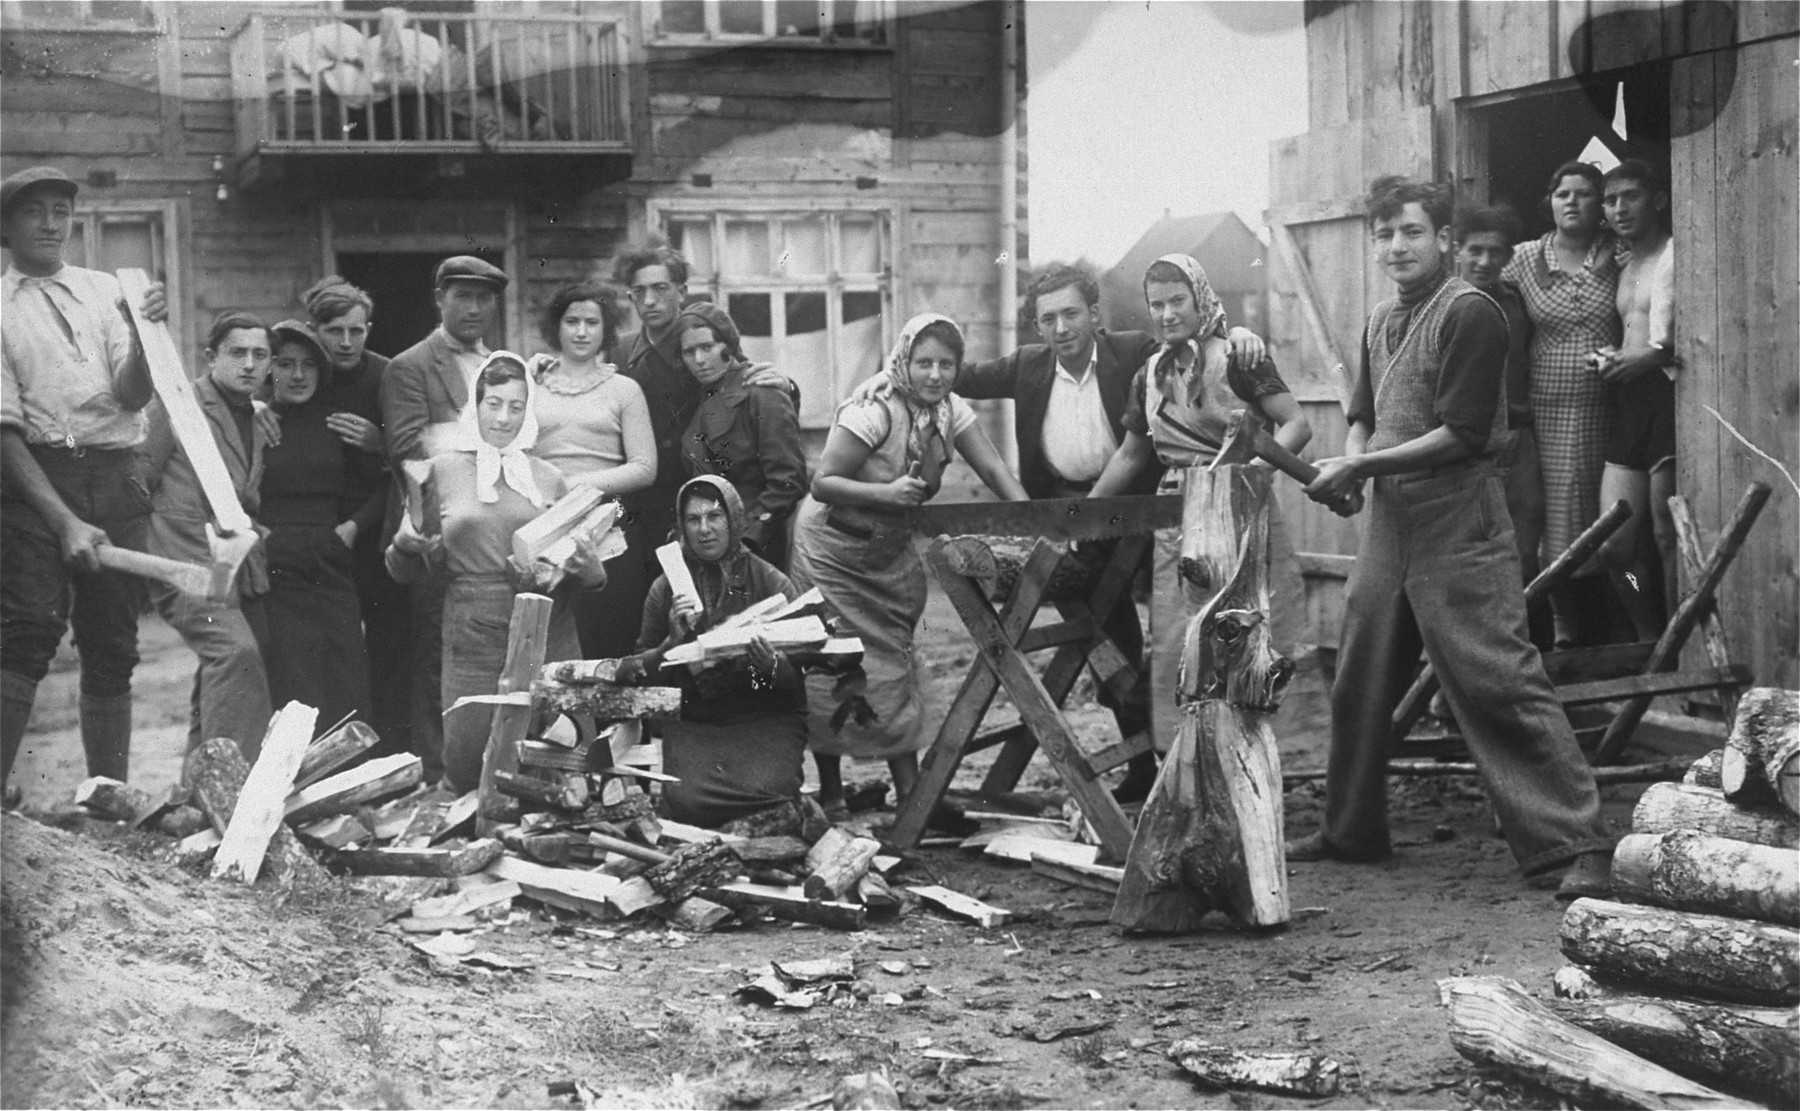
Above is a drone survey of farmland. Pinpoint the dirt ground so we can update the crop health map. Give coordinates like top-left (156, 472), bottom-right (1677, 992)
top-left (2, 505), bottom-right (1682, 1110)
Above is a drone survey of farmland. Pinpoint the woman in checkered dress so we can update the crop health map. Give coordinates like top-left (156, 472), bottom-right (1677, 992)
top-left (1502, 161), bottom-right (1621, 643)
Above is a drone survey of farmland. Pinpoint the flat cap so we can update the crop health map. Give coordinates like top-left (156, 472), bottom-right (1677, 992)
top-left (1, 166), bottom-right (79, 214)
top-left (434, 255), bottom-right (508, 290)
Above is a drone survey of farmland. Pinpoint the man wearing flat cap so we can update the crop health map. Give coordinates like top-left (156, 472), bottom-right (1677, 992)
top-left (0, 165), bottom-right (169, 790)
top-left (378, 254), bottom-right (506, 783)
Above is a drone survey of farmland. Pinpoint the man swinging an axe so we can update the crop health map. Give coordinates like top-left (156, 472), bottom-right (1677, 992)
top-left (0, 166), bottom-right (180, 791)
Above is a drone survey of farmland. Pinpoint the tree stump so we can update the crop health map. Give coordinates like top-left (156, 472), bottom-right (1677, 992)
top-left (186, 738), bottom-right (328, 887)
top-left (1612, 829), bottom-right (1800, 926)
top-left (1113, 465), bottom-right (1291, 932)
top-left (1560, 897), bottom-right (1800, 1006)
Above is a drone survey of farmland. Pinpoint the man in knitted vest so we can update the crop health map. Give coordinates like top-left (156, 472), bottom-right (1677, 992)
top-left (1288, 175), bottom-right (1615, 899)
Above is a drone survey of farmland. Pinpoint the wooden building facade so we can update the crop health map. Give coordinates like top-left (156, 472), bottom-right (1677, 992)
top-left (0, 0), bottom-right (1023, 430)
top-left (1266, 0), bottom-right (1798, 690)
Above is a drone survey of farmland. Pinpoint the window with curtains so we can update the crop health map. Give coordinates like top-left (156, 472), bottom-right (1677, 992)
top-left (660, 208), bottom-right (892, 429)
top-left (63, 203), bottom-right (185, 354)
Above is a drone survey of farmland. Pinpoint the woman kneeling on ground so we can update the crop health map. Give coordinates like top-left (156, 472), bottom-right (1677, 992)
top-left (792, 313), bottom-right (1028, 820)
top-left (386, 353), bottom-right (605, 792)
top-left (614, 475), bottom-right (807, 827)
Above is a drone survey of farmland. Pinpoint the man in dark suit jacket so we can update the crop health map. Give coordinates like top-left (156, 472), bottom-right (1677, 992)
top-left (378, 255), bottom-right (506, 784)
top-left (955, 266), bottom-right (1164, 798)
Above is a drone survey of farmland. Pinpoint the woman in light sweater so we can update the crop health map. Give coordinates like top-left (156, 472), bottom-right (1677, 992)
top-left (529, 280), bottom-right (655, 656)
top-left (387, 353), bottom-right (605, 792)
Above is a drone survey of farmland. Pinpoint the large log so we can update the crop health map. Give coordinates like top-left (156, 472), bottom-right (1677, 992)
top-left (283, 753), bottom-right (423, 826)
top-left (1552, 964), bottom-right (1799, 1026)
top-left (528, 680), bottom-right (683, 722)
top-left (717, 796), bottom-right (832, 843)
top-left (293, 720), bottom-right (380, 790)
top-left (1560, 898), bottom-right (1800, 1006)
top-left (1612, 829), bottom-right (1799, 926)
top-left (186, 738), bottom-right (327, 887)
top-left (1440, 976), bottom-right (1739, 1109)
top-left (1113, 466), bottom-right (1288, 933)
top-left (1720, 688), bottom-right (1800, 816)
top-left (487, 855), bottom-right (622, 918)
top-left (1633, 782), bottom-right (1799, 850)
top-left (476, 594), bottom-right (554, 831)
top-left (802, 828), bottom-right (881, 901)
top-left (939, 535), bottom-right (1097, 604)
top-left (492, 769), bottom-right (590, 812)
top-left (1543, 988), bottom-right (1800, 1105)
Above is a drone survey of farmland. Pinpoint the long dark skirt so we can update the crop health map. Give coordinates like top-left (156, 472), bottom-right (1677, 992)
top-left (659, 710), bottom-right (808, 827)
top-left (263, 525), bottom-right (371, 733)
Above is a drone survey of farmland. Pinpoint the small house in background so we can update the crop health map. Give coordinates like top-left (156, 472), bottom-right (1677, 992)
top-left (1099, 211), bottom-right (1266, 339)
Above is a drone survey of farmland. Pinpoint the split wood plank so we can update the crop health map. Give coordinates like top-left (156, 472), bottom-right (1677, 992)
top-left (413, 879), bottom-right (521, 920)
top-left (118, 268), bottom-right (252, 533)
top-left (909, 884), bottom-right (1011, 928)
top-left (1594, 483), bottom-right (1772, 764)
top-left (330, 838), bottom-right (503, 878)
top-left (293, 720), bottom-right (379, 790)
top-left (1440, 976), bottom-right (1739, 1110)
top-left (477, 593), bottom-right (555, 832)
top-left (297, 813), bottom-right (372, 850)
top-left (513, 486), bottom-right (606, 565)
top-left (215, 702), bottom-right (319, 883)
top-left (1666, 496), bottom-right (1741, 726)
top-left (656, 541), bottom-right (702, 611)
top-left (488, 854), bottom-right (623, 918)
top-left (431, 791), bottom-right (480, 845)
top-left (704, 882), bottom-right (866, 930)
top-left (1031, 855), bottom-right (1123, 895)
top-left (985, 835), bottom-right (1097, 867)
top-left (283, 752), bottom-right (423, 826)
top-left (188, 737), bottom-right (327, 887)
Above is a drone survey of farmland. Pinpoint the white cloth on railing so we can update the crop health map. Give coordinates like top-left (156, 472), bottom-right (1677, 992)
top-left (270, 12), bottom-right (445, 107)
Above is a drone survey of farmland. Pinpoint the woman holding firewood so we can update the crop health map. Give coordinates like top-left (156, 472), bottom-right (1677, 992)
top-left (385, 353), bottom-right (605, 792)
top-left (614, 475), bottom-right (808, 827)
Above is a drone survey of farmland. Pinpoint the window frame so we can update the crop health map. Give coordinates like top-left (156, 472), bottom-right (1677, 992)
top-left (63, 199), bottom-right (186, 359)
top-left (652, 201), bottom-right (896, 428)
top-left (644, 0), bottom-right (892, 49)
top-left (0, 0), bottom-right (163, 33)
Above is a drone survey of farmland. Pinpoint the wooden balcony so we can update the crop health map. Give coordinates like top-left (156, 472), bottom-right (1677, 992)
top-left (229, 10), bottom-right (631, 193)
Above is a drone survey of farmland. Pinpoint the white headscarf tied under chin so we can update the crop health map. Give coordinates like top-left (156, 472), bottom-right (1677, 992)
top-left (453, 350), bottom-right (546, 507)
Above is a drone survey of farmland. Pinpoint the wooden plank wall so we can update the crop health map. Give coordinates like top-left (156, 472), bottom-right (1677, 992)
top-left (1670, 35), bottom-right (1799, 688)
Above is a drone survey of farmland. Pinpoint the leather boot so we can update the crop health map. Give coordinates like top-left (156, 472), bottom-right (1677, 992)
top-left (79, 692), bottom-right (133, 782)
top-left (1, 671), bottom-right (39, 786)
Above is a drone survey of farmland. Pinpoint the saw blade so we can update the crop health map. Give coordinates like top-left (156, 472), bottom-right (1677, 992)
top-left (907, 495), bottom-right (1180, 540)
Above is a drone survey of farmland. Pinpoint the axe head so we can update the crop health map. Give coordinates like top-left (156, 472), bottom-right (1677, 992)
top-left (203, 525), bottom-right (260, 601)
top-left (1209, 408), bottom-right (1265, 472)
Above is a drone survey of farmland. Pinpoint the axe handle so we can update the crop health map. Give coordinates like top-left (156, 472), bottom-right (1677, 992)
top-left (1253, 432), bottom-right (1321, 486)
top-left (95, 546), bottom-right (211, 597)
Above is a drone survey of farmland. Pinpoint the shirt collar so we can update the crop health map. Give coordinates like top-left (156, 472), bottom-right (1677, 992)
top-left (435, 326), bottom-right (488, 357)
top-left (3, 264), bottom-right (79, 302)
top-left (1054, 343), bottom-right (1098, 385)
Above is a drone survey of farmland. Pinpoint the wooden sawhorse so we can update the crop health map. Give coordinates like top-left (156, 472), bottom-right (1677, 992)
top-left (887, 495), bottom-right (1181, 860)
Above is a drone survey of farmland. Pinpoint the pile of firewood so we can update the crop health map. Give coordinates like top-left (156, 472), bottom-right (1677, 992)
top-left (1442, 687), bottom-right (1799, 1109)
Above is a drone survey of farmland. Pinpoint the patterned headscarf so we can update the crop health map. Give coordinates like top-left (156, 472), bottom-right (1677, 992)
top-left (1145, 253), bottom-right (1228, 390)
top-left (674, 474), bottom-right (758, 629)
top-left (862, 311), bottom-right (961, 479)
top-left (453, 351), bottom-right (546, 507)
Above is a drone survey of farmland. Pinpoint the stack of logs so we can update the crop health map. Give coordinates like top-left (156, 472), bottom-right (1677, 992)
top-left (1444, 688), bottom-right (1799, 1108)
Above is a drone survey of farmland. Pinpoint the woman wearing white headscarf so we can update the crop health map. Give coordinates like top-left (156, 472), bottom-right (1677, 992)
top-left (791, 313), bottom-right (1028, 817)
top-left (386, 351), bottom-right (604, 792)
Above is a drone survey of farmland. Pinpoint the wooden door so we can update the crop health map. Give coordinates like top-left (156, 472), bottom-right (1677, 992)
top-left (1669, 36), bottom-right (1799, 689)
top-left (1264, 106), bottom-right (1438, 652)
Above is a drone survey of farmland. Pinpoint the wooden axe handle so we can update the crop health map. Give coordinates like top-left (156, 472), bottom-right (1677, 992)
top-left (1252, 429), bottom-right (1321, 486)
top-left (95, 546), bottom-right (212, 597)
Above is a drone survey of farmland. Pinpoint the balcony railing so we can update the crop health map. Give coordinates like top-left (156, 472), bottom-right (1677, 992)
top-left (229, 11), bottom-right (629, 158)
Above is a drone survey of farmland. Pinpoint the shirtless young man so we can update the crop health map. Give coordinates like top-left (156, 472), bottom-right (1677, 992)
top-left (1593, 160), bottom-right (1676, 639)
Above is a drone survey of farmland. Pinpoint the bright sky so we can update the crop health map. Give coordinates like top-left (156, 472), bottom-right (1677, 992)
top-left (1026, 0), bottom-right (1310, 269)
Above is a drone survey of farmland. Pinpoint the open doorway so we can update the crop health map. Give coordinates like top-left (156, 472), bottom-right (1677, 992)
top-left (334, 250), bottom-right (507, 359)
top-left (1475, 64), bottom-right (1672, 239)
